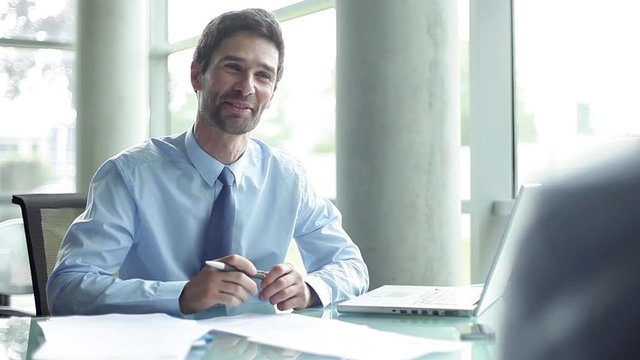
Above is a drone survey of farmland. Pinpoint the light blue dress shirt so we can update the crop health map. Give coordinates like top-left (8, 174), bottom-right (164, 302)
top-left (47, 128), bottom-right (369, 317)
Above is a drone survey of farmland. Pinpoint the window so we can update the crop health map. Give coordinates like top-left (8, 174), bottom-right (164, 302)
top-left (0, 0), bottom-right (76, 222)
top-left (459, 0), bottom-right (470, 282)
top-left (167, 0), bottom-right (300, 43)
top-left (255, 9), bottom-right (337, 197)
top-left (459, 0), bottom-right (470, 202)
top-left (0, 0), bottom-right (75, 42)
top-left (514, 0), bottom-right (640, 186)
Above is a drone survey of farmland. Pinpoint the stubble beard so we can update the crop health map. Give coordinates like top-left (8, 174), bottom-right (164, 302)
top-left (210, 106), bottom-right (260, 135)
top-left (201, 92), bottom-right (261, 135)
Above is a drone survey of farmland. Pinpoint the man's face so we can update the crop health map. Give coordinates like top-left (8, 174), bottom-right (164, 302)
top-left (192, 31), bottom-right (279, 135)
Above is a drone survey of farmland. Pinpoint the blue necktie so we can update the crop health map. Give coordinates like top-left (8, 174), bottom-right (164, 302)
top-left (202, 167), bottom-right (235, 266)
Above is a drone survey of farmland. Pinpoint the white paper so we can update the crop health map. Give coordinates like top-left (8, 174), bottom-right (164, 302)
top-left (198, 313), bottom-right (467, 360)
top-left (33, 313), bottom-right (208, 360)
top-left (33, 312), bottom-right (467, 360)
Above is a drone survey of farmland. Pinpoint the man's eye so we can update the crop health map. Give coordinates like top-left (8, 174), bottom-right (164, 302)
top-left (224, 63), bottom-right (242, 72)
top-left (256, 72), bottom-right (272, 80)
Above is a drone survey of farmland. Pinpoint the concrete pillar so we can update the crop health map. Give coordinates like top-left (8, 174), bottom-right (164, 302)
top-left (336, 0), bottom-right (461, 287)
top-left (76, 0), bottom-right (149, 192)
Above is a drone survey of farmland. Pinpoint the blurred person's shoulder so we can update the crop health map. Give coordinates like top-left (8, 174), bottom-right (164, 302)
top-left (502, 142), bottom-right (640, 360)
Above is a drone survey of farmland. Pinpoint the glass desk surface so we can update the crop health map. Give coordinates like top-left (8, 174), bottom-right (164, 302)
top-left (0, 301), bottom-right (502, 360)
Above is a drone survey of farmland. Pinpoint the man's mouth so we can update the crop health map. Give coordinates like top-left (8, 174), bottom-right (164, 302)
top-left (229, 102), bottom-right (250, 109)
top-left (222, 98), bottom-right (254, 112)
top-left (223, 100), bottom-right (252, 112)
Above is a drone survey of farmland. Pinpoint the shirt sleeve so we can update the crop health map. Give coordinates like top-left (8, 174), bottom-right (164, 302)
top-left (46, 159), bottom-right (187, 316)
top-left (294, 177), bottom-right (370, 307)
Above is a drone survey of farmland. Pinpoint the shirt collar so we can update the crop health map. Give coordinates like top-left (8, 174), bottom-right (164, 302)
top-left (184, 126), bottom-right (249, 188)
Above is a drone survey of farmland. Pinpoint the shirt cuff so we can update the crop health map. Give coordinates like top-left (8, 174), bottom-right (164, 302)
top-left (155, 280), bottom-right (189, 317)
top-left (304, 275), bottom-right (332, 307)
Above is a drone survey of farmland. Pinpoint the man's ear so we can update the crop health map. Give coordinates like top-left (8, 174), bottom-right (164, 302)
top-left (190, 60), bottom-right (201, 92)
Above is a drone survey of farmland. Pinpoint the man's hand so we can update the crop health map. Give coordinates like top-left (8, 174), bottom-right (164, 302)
top-left (179, 255), bottom-right (259, 314)
top-left (259, 263), bottom-right (320, 310)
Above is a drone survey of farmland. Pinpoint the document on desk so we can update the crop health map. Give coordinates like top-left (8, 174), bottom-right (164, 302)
top-left (33, 313), bottom-right (207, 360)
top-left (34, 312), bottom-right (466, 360)
top-left (198, 313), bottom-right (467, 359)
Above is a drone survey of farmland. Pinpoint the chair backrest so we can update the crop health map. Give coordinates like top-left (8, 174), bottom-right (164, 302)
top-left (12, 193), bottom-right (87, 316)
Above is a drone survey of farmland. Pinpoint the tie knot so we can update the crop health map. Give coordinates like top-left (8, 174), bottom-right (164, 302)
top-left (218, 167), bottom-right (234, 188)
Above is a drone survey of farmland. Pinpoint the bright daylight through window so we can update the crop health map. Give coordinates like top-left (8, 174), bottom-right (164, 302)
top-left (0, 0), bottom-right (76, 222)
top-left (514, 0), bottom-right (640, 186)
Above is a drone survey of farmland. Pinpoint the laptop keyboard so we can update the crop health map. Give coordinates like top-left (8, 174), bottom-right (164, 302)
top-left (415, 288), bottom-right (479, 306)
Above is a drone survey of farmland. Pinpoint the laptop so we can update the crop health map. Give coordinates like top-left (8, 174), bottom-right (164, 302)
top-left (337, 184), bottom-right (539, 317)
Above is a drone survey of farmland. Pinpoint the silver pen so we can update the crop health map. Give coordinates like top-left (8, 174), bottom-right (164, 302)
top-left (205, 260), bottom-right (267, 280)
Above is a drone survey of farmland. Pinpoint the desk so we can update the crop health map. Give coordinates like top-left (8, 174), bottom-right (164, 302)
top-left (0, 301), bottom-right (501, 359)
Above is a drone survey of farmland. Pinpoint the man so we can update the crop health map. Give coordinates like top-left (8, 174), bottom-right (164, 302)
top-left (47, 8), bottom-right (369, 317)
top-left (501, 145), bottom-right (640, 359)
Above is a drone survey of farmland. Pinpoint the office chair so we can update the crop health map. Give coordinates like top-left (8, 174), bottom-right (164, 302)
top-left (0, 217), bottom-right (35, 317)
top-left (12, 193), bottom-right (87, 316)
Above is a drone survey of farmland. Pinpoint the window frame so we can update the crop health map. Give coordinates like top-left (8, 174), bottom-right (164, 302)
top-left (469, 0), bottom-right (516, 281)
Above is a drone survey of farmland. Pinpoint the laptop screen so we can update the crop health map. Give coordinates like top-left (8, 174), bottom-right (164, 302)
top-left (474, 184), bottom-right (540, 316)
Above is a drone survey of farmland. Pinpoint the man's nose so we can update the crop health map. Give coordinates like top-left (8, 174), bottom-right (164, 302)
top-left (234, 73), bottom-right (255, 96)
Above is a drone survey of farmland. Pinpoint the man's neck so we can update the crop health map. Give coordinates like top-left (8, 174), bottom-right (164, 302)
top-left (193, 119), bottom-right (248, 165)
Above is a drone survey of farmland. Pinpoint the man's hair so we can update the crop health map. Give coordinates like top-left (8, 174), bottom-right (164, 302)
top-left (193, 8), bottom-right (285, 84)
